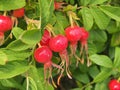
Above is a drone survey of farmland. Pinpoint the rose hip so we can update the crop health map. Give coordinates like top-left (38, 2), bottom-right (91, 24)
top-left (65, 26), bottom-right (82, 66)
top-left (108, 79), bottom-right (120, 90)
top-left (49, 35), bottom-right (72, 79)
top-left (34, 46), bottom-right (63, 87)
top-left (13, 8), bottom-right (25, 18)
top-left (40, 30), bottom-right (51, 46)
top-left (0, 15), bottom-right (12, 32)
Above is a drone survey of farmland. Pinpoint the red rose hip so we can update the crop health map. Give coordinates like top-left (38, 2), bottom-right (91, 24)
top-left (0, 15), bottom-right (12, 32)
top-left (109, 79), bottom-right (120, 90)
top-left (13, 8), bottom-right (24, 18)
top-left (34, 46), bottom-right (52, 64)
top-left (40, 30), bottom-right (51, 46)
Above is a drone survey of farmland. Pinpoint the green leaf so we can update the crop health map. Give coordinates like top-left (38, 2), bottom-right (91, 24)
top-left (89, 54), bottom-right (113, 68)
top-left (95, 79), bottom-right (109, 90)
top-left (28, 66), bottom-right (44, 90)
top-left (0, 79), bottom-right (23, 90)
top-left (111, 32), bottom-right (120, 47)
top-left (89, 29), bottom-right (107, 42)
top-left (88, 65), bottom-right (100, 78)
top-left (90, 7), bottom-right (110, 29)
top-left (0, 61), bottom-right (30, 79)
top-left (38, 0), bottom-right (54, 28)
top-left (12, 27), bottom-right (24, 39)
top-left (0, 50), bottom-right (8, 65)
top-left (28, 77), bottom-right (38, 90)
top-left (88, 42), bottom-right (97, 55)
top-left (99, 6), bottom-right (120, 22)
top-left (80, 0), bottom-right (91, 6)
top-left (114, 47), bottom-right (120, 68)
top-left (20, 29), bottom-right (41, 45)
top-left (7, 40), bottom-right (32, 51)
top-left (80, 7), bottom-right (93, 31)
top-left (54, 12), bottom-right (69, 34)
top-left (106, 21), bottom-right (120, 34)
top-left (93, 68), bottom-right (112, 82)
top-left (73, 69), bottom-right (90, 84)
top-left (90, 0), bottom-right (108, 5)
top-left (0, 0), bottom-right (26, 11)
top-left (2, 49), bottom-right (32, 61)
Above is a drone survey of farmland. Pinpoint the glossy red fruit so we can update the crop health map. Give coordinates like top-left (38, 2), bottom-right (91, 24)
top-left (40, 30), bottom-right (51, 46)
top-left (65, 26), bottom-right (81, 43)
top-left (13, 8), bottom-right (24, 18)
top-left (34, 46), bottom-right (52, 64)
top-left (0, 15), bottom-right (13, 32)
top-left (109, 79), bottom-right (120, 90)
top-left (79, 27), bottom-right (89, 42)
top-left (49, 35), bottom-right (68, 52)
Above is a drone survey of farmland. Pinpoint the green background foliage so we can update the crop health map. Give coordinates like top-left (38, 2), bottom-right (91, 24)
top-left (0, 0), bottom-right (120, 90)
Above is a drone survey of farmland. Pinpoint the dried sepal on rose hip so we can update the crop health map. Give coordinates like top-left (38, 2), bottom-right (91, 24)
top-left (0, 15), bottom-right (13, 32)
top-left (49, 34), bottom-right (72, 81)
top-left (108, 79), bottom-right (120, 90)
top-left (79, 27), bottom-right (90, 66)
top-left (34, 46), bottom-right (63, 87)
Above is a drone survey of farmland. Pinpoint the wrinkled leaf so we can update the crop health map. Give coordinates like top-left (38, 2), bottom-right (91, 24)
top-left (20, 29), bottom-right (41, 45)
top-left (0, 0), bottom-right (26, 11)
top-left (12, 27), bottom-right (24, 39)
top-left (28, 66), bottom-right (44, 90)
top-left (0, 79), bottom-right (23, 90)
top-left (90, 0), bottom-right (108, 5)
top-left (89, 54), bottom-right (113, 68)
top-left (106, 21), bottom-right (120, 34)
top-left (2, 49), bottom-right (32, 61)
top-left (38, 0), bottom-right (54, 28)
top-left (54, 12), bottom-right (69, 34)
top-left (89, 29), bottom-right (107, 42)
top-left (90, 7), bottom-right (110, 29)
top-left (100, 6), bottom-right (120, 22)
top-left (93, 68), bottom-right (112, 82)
top-left (0, 50), bottom-right (8, 65)
top-left (114, 47), bottom-right (120, 68)
top-left (0, 61), bottom-right (30, 79)
top-left (80, 0), bottom-right (91, 6)
top-left (111, 32), bottom-right (120, 46)
top-left (7, 40), bottom-right (32, 51)
top-left (95, 79), bottom-right (109, 90)
top-left (80, 7), bottom-right (93, 31)
top-left (88, 65), bottom-right (100, 78)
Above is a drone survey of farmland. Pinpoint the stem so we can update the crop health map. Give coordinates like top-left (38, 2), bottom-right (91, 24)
top-left (26, 76), bottom-right (29, 90)
top-left (45, 24), bottom-right (56, 36)
top-left (80, 81), bottom-right (94, 90)
top-left (68, 12), bottom-right (74, 28)
top-left (3, 11), bottom-right (7, 16)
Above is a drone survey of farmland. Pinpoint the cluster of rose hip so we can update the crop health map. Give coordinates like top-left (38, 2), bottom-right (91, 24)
top-left (34, 24), bottom-right (89, 87)
top-left (0, 8), bottom-right (24, 45)
top-left (33, 1), bottom-right (90, 87)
